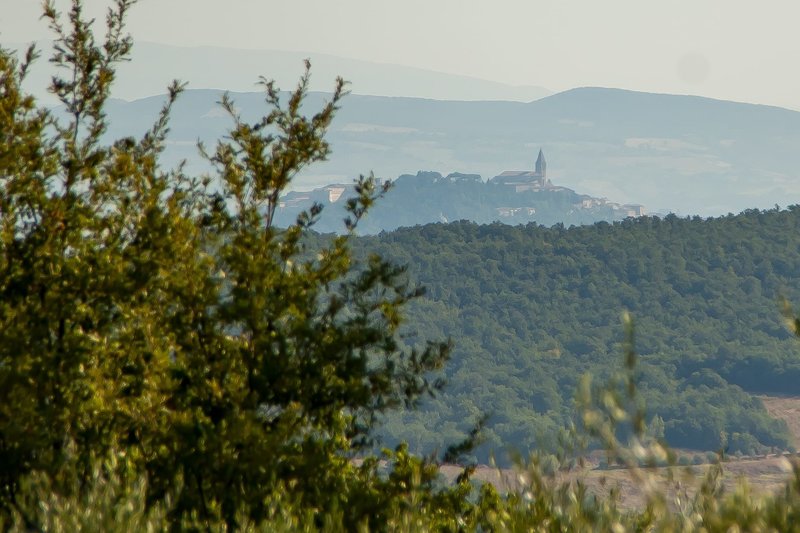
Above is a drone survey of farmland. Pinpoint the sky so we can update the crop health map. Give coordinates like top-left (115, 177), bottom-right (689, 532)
top-left (3, 0), bottom-right (800, 109)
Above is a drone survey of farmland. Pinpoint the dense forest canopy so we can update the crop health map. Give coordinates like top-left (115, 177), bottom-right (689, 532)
top-left (345, 208), bottom-right (800, 459)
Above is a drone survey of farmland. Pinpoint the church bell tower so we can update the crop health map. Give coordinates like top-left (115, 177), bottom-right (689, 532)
top-left (535, 149), bottom-right (547, 178)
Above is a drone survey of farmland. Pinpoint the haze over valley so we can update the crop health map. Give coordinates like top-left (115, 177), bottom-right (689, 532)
top-left (87, 85), bottom-right (800, 222)
top-left (6, 41), bottom-right (554, 104)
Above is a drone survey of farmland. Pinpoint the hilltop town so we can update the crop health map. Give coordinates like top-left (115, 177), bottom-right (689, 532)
top-left (277, 151), bottom-right (646, 233)
top-left (487, 149), bottom-right (645, 219)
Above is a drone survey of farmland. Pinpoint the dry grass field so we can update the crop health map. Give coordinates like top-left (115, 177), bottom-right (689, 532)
top-left (440, 456), bottom-right (794, 508)
top-left (435, 396), bottom-right (800, 508)
top-left (760, 395), bottom-right (800, 448)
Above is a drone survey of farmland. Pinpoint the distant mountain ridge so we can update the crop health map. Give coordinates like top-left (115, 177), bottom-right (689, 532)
top-left (47, 85), bottom-right (800, 219)
top-left (3, 40), bottom-right (552, 103)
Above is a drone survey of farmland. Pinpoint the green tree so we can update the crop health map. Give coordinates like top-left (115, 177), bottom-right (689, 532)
top-left (0, 1), bottom-right (451, 528)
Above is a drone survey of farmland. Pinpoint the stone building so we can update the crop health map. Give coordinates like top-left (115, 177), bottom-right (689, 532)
top-left (490, 149), bottom-right (552, 192)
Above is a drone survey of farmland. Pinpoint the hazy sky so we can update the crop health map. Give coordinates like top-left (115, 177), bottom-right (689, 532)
top-left (4, 0), bottom-right (800, 109)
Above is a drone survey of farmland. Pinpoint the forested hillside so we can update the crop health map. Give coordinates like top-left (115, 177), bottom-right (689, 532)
top-left (351, 208), bottom-right (800, 460)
